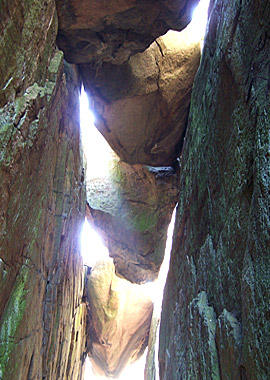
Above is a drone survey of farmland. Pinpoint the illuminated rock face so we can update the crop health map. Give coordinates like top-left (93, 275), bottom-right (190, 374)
top-left (86, 157), bottom-right (179, 284)
top-left (55, 0), bottom-right (200, 65)
top-left (81, 29), bottom-right (201, 166)
top-left (159, 1), bottom-right (270, 379)
top-left (86, 260), bottom-right (153, 378)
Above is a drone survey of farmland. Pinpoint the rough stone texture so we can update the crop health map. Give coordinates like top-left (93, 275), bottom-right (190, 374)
top-left (0, 3), bottom-right (87, 378)
top-left (86, 259), bottom-right (153, 378)
top-left (81, 29), bottom-right (201, 166)
top-left (159, 0), bottom-right (270, 379)
top-left (56, 0), bottom-right (200, 65)
top-left (0, 0), bottom-right (57, 108)
top-left (86, 157), bottom-right (179, 283)
top-left (216, 309), bottom-right (242, 380)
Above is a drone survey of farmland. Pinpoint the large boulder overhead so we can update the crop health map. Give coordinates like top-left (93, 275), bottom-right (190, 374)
top-left (56, 0), bottom-right (200, 65)
top-left (86, 156), bottom-right (179, 284)
top-left (81, 28), bottom-right (201, 166)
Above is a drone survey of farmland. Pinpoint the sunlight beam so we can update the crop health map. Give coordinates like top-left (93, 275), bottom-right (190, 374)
top-left (80, 87), bottom-right (114, 180)
top-left (80, 219), bottom-right (109, 267)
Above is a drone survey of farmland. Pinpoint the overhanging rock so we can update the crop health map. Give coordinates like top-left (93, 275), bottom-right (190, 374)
top-left (56, 0), bottom-right (200, 65)
top-left (81, 29), bottom-right (201, 166)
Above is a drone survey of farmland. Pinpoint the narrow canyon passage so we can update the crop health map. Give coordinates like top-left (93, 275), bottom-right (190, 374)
top-left (79, 85), bottom-right (177, 379)
top-left (0, 0), bottom-right (269, 379)
top-left (78, 1), bottom-right (210, 377)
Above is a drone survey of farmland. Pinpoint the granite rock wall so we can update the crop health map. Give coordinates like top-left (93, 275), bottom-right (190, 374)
top-left (159, 0), bottom-right (270, 379)
top-left (0, 2), bottom-right (87, 379)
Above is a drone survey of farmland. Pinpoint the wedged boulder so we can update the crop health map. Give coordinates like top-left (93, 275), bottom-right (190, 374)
top-left (86, 156), bottom-right (179, 284)
top-left (86, 259), bottom-right (153, 378)
top-left (81, 29), bottom-right (201, 166)
top-left (55, 0), bottom-right (199, 65)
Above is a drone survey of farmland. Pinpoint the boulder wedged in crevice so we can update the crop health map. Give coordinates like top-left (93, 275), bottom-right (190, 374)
top-left (55, 0), bottom-right (200, 65)
top-left (86, 155), bottom-right (179, 284)
top-left (81, 29), bottom-right (201, 166)
top-left (85, 259), bottom-right (153, 378)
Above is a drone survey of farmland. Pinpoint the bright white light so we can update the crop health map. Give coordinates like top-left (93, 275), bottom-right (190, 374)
top-left (143, 207), bottom-right (176, 307)
top-left (80, 87), bottom-right (114, 179)
top-left (116, 351), bottom-right (147, 380)
top-left (80, 219), bottom-right (109, 267)
top-left (84, 352), bottom-right (147, 380)
top-left (188, 0), bottom-right (210, 42)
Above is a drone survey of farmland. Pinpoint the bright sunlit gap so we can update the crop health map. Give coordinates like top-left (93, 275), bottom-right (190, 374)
top-left (80, 86), bottom-right (114, 180)
top-left (188, 0), bottom-right (211, 45)
top-left (81, 218), bottom-right (109, 267)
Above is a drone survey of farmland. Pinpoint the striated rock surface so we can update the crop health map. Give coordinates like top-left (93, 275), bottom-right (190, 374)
top-left (56, 0), bottom-right (200, 65)
top-left (0, 0), bottom-right (58, 108)
top-left (86, 156), bottom-right (179, 283)
top-left (81, 29), bottom-right (201, 166)
top-left (0, 2), bottom-right (87, 378)
top-left (159, 0), bottom-right (270, 379)
top-left (86, 259), bottom-right (153, 378)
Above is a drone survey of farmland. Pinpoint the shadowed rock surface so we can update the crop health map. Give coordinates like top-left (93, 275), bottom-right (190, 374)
top-left (86, 156), bottom-right (179, 283)
top-left (0, 3), bottom-right (87, 379)
top-left (0, 0), bottom-right (269, 379)
top-left (0, 49), bottom-right (87, 380)
top-left (56, 0), bottom-right (200, 65)
top-left (159, 0), bottom-right (270, 379)
top-left (81, 28), bottom-right (201, 166)
top-left (0, 0), bottom-right (57, 107)
top-left (86, 259), bottom-right (153, 378)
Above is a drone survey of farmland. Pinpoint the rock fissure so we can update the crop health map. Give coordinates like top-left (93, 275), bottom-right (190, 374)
top-left (1, 0), bottom-right (269, 379)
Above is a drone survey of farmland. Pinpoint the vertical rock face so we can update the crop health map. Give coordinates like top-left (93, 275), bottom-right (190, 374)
top-left (0, 2), bottom-right (87, 379)
top-left (0, 0), bottom-right (57, 107)
top-left (159, 0), bottom-right (270, 379)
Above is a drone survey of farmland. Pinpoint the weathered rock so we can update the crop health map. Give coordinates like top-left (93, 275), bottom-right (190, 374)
top-left (56, 0), bottom-right (200, 65)
top-left (159, 0), bottom-right (270, 379)
top-left (86, 156), bottom-right (179, 283)
top-left (81, 29), bottom-right (201, 166)
top-left (216, 309), bottom-right (242, 380)
top-left (0, 0), bottom-right (58, 107)
top-left (86, 259), bottom-right (153, 378)
top-left (0, 3), bottom-right (87, 377)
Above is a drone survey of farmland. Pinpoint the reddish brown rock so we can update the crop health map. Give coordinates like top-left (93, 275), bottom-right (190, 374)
top-left (0, 0), bottom-right (58, 107)
top-left (86, 259), bottom-right (153, 378)
top-left (81, 29), bottom-right (201, 166)
top-left (56, 0), bottom-right (200, 65)
top-left (0, 3), bottom-right (87, 376)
